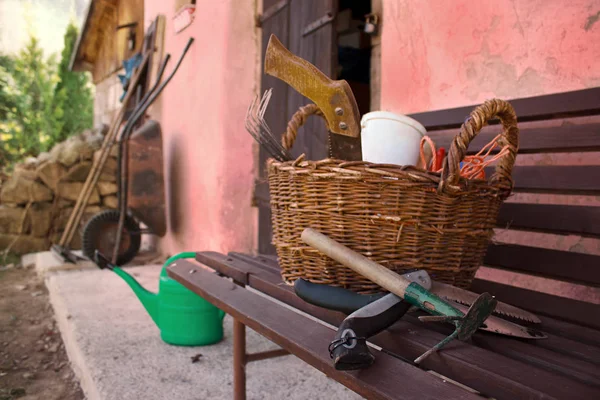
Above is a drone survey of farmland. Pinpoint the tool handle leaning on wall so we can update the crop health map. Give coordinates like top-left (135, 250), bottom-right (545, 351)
top-left (111, 37), bottom-right (195, 264)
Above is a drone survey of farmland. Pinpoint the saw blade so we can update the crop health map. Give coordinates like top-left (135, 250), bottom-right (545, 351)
top-left (431, 281), bottom-right (541, 324)
top-left (448, 301), bottom-right (547, 339)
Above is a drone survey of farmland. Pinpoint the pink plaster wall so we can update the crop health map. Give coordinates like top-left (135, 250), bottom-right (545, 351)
top-left (380, 0), bottom-right (600, 114)
top-left (143, 0), bottom-right (258, 256)
top-left (379, 0), bottom-right (600, 303)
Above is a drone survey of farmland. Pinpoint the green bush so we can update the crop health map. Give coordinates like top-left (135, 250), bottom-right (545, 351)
top-left (0, 22), bottom-right (94, 171)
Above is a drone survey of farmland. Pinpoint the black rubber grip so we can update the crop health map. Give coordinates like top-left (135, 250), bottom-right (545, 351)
top-left (294, 279), bottom-right (386, 314)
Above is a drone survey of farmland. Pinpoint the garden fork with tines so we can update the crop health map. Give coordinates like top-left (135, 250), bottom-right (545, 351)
top-left (245, 88), bottom-right (292, 162)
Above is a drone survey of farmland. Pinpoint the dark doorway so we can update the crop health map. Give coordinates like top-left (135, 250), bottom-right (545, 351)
top-left (337, 0), bottom-right (372, 115)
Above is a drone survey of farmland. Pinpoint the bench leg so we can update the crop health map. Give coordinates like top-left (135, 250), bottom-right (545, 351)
top-left (233, 318), bottom-right (247, 400)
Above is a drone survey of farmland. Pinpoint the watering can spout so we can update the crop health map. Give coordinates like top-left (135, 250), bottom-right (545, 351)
top-left (114, 267), bottom-right (160, 326)
top-left (94, 251), bottom-right (160, 327)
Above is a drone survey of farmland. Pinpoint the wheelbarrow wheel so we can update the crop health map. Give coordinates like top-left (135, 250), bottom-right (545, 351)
top-left (82, 210), bottom-right (141, 266)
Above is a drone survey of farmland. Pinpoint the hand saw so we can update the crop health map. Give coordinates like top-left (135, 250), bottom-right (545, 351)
top-left (295, 278), bottom-right (546, 340)
top-left (295, 268), bottom-right (539, 323)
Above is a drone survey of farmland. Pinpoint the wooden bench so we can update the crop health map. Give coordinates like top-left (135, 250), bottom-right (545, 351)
top-left (168, 88), bottom-right (600, 400)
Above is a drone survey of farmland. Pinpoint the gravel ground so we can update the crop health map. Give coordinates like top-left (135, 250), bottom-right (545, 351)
top-left (0, 262), bottom-right (84, 400)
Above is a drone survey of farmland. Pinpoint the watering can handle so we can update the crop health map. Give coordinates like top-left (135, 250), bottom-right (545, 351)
top-left (164, 252), bottom-right (227, 320)
top-left (164, 251), bottom-right (198, 266)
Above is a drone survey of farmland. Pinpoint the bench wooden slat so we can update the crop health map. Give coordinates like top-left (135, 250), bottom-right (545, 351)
top-left (409, 87), bottom-right (600, 130)
top-left (398, 311), bottom-right (600, 386)
top-left (490, 166), bottom-right (600, 194)
top-left (255, 167), bottom-right (600, 204)
top-left (498, 203), bottom-right (600, 237)
top-left (236, 251), bottom-right (600, 347)
top-left (471, 279), bottom-right (600, 329)
top-left (235, 253), bottom-right (600, 384)
top-left (196, 251), bottom-right (251, 284)
top-left (194, 251), bottom-right (600, 400)
top-left (246, 270), bottom-right (596, 400)
top-left (257, 183), bottom-right (600, 236)
top-left (234, 252), bottom-right (600, 365)
top-left (538, 316), bottom-right (600, 348)
top-left (168, 260), bottom-right (477, 400)
top-left (232, 252), bottom-right (600, 365)
top-left (228, 249), bottom-right (600, 342)
top-left (534, 333), bottom-right (600, 367)
top-left (484, 244), bottom-right (600, 285)
top-left (428, 122), bottom-right (600, 154)
top-left (229, 252), bottom-right (281, 274)
top-left (197, 252), bottom-right (348, 323)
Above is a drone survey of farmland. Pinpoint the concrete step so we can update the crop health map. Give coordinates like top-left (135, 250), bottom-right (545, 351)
top-left (45, 264), bottom-right (362, 400)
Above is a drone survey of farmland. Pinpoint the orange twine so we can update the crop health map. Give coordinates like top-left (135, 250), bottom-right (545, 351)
top-left (419, 134), bottom-right (511, 180)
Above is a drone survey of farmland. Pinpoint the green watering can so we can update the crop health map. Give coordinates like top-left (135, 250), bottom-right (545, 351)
top-left (94, 251), bottom-right (226, 346)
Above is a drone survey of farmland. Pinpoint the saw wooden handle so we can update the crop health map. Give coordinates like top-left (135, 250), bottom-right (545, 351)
top-left (264, 34), bottom-right (360, 138)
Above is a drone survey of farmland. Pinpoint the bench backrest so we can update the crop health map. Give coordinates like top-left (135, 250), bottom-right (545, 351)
top-left (409, 87), bottom-right (600, 328)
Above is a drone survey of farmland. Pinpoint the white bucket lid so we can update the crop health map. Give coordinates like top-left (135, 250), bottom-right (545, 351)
top-left (360, 111), bottom-right (427, 136)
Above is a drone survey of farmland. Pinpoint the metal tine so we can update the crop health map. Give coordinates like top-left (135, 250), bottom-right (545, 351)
top-left (245, 102), bottom-right (284, 161)
top-left (251, 96), bottom-right (289, 162)
top-left (256, 89), bottom-right (292, 160)
top-left (254, 89), bottom-right (287, 158)
top-left (245, 93), bottom-right (282, 160)
top-left (245, 89), bottom-right (292, 162)
top-left (244, 97), bottom-right (268, 153)
top-left (257, 88), bottom-right (272, 118)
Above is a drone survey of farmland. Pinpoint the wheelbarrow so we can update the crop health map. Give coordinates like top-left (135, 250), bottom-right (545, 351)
top-left (81, 38), bottom-right (194, 265)
top-left (81, 120), bottom-right (167, 265)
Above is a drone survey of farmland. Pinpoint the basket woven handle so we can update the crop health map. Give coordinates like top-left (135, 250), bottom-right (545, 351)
top-left (281, 104), bottom-right (324, 151)
top-left (443, 99), bottom-right (519, 188)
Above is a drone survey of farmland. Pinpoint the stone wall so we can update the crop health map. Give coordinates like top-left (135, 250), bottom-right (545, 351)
top-left (0, 129), bottom-right (119, 255)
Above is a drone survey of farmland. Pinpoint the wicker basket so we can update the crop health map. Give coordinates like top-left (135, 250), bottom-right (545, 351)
top-left (267, 99), bottom-right (519, 293)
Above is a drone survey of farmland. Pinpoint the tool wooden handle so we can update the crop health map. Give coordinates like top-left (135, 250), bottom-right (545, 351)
top-left (301, 228), bottom-right (466, 319)
top-left (264, 34), bottom-right (360, 138)
top-left (301, 228), bottom-right (411, 297)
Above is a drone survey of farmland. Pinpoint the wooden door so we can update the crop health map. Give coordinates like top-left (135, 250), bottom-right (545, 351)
top-left (256, 0), bottom-right (339, 254)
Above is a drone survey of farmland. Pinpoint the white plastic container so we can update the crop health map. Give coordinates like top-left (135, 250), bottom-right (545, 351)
top-left (360, 111), bottom-right (427, 166)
